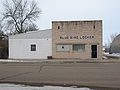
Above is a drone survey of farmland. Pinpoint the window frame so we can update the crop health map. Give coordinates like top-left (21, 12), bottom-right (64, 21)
top-left (73, 44), bottom-right (85, 52)
top-left (56, 44), bottom-right (71, 52)
top-left (31, 44), bottom-right (36, 51)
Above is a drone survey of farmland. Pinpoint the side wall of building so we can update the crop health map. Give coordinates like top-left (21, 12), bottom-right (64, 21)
top-left (110, 35), bottom-right (120, 53)
top-left (52, 21), bottom-right (102, 59)
top-left (9, 39), bottom-right (52, 59)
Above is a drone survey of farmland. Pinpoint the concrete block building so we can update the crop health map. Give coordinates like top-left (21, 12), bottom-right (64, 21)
top-left (9, 30), bottom-right (52, 59)
top-left (52, 20), bottom-right (103, 59)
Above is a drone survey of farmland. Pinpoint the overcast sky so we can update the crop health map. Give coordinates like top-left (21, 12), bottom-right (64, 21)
top-left (0, 0), bottom-right (120, 44)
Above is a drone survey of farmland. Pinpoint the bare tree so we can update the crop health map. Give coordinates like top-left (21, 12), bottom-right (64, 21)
top-left (25, 23), bottom-right (38, 32)
top-left (1, 0), bottom-right (41, 34)
top-left (0, 20), bottom-right (4, 36)
top-left (108, 33), bottom-right (118, 46)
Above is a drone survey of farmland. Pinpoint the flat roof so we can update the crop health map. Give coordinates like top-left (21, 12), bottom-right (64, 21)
top-left (9, 29), bottom-right (52, 39)
top-left (52, 20), bottom-right (102, 23)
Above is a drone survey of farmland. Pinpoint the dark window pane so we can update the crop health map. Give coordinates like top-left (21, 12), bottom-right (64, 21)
top-left (73, 44), bottom-right (85, 51)
top-left (93, 25), bottom-right (95, 29)
top-left (58, 26), bottom-right (60, 29)
top-left (31, 44), bottom-right (36, 51)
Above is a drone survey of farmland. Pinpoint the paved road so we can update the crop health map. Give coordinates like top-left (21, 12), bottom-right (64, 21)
top-left (0, 62), bottom-right (120, 89)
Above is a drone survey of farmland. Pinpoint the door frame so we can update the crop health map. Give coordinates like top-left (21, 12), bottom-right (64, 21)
top-left (91, 45), bottom-right (98, 59)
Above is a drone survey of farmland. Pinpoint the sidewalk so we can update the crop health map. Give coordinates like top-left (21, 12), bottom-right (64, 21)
top-left (1, 58), bottom-right (120, 63)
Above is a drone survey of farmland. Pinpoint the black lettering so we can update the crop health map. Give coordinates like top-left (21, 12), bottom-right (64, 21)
top-left (73, 36), bottom-right (78, 39)
top-left (82, 36), bottom-right (85, 39)
top-left (60, 37), bottom-right (64, 39)
top-left (79, 36), bottom-right (82, 39)
top-left (86, 36), bottom-right (89, 39)
top-left (70, 36), bottom-right (73, 39)
top-left (92, 36), bottom-right (95, 38)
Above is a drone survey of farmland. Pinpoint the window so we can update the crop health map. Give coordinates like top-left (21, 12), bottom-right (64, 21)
top-left (93, 25), bottom-right (95, 29)
top-left (73, 44), bottom-right (85, 51)
top-left (57, 45), bottom-right (70, 51)
top-left (58, 26), bottom-right (60, 29)
top-left (31, 44), bottom-right (36, 51)
top-left (62, 46), bottom-right (64, 49)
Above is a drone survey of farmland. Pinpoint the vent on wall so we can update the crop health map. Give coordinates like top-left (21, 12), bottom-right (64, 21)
top-left (93, 25), bottom-right (95, 29)
top-left (58, 26), bottom-right (60, 29)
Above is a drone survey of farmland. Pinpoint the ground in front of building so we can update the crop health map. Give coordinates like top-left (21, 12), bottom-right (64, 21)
top-left (0, 59), bottom-right (120, 89)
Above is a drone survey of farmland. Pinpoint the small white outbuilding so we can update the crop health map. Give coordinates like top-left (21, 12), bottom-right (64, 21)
top-left (9, 29), bottom-right (52, 59)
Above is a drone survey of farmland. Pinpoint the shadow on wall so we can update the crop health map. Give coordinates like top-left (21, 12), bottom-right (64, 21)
top-left (0, 36), bottom-right (8, 59)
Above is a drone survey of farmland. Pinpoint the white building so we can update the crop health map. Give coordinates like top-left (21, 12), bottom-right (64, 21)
top-left (9, 29), bottom-right (52, 59)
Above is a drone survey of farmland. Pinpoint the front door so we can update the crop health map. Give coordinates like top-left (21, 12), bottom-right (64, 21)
top-left (91, 45), bottom-right (97, 58)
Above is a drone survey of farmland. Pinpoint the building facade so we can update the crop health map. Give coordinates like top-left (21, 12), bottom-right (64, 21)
top-left (110, 34), bottom-right (120, 54)
top-left (9, 30), bottom-right (52, 59)
top-left (52, 20), bottom-right (103, 59)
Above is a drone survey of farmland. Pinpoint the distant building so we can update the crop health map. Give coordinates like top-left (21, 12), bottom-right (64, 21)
top-left (52, 20), bottom-right (103, 59)
top-left (9, 30), bottom-right (52, 59)
top-left (110, 34), bottom-right (120, 54)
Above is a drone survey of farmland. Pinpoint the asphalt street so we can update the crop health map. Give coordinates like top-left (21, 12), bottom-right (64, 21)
top-left (0, 61), bottom-right (120, 89)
